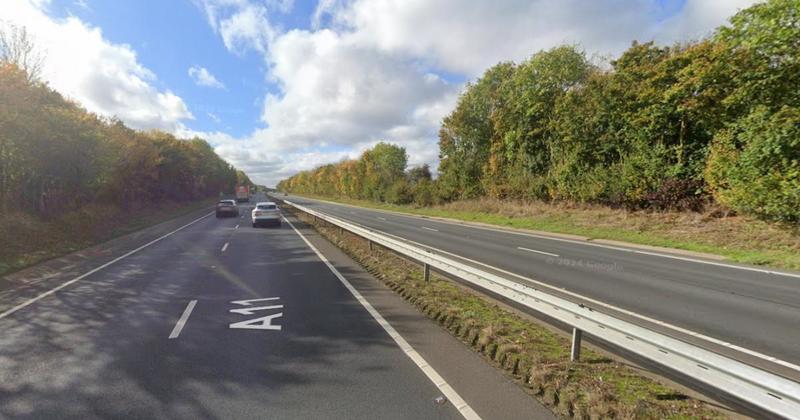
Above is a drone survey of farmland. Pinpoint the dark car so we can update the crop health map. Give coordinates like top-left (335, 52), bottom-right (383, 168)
top-left (215, 199), bottom-right (239, 218)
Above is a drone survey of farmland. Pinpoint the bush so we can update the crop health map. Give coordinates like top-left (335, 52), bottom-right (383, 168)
top-left (412, 179), bottom-right (434, 207)
top-left (706, 107), bottom-right (800, 222)
top-left (385, 179), bottom-right (413, 205)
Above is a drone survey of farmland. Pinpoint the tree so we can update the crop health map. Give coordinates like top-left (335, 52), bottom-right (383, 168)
top-left (0, 24), bottom-right (44, 82)
top-left (706, 107), bottom-right (800, 222)
top-left (438, 62), bottom-right (515, 200)
top-left (360, 142), bottom-right (407, 201)
top-left (278, 142), bottom-right (408, 203)
top-left (0, 62), bottom-right (243, 215)
top-left (491, 45), bottom-right (592, 199)
top-left (715, 0), bottom-right (800, 115)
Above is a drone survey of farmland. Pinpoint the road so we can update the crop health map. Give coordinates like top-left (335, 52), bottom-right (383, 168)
top-left (0, 193), bottom-right (551, 420)
top-left (276, 194), bottom-right (800, 379)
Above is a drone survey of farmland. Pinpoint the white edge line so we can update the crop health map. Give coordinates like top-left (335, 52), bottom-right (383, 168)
top-left (291, 204), bottom-right (800, 374)
top-left (0, 211), bottom-right (215, 321)
top-left (517, 247), bottom-right (559, 257)
top-left (169, 299), bottom-right (198, 339)
top-left (294, 196), bottom-right (800, 280)
top-left (221, 242), bottom-right (229, 252)
top-left (283, 216), bottom-right (481, 420)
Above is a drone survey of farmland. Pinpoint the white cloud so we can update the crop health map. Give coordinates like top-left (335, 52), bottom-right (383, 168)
top-left (3, 0), bottom-right (192, 131)
top-left (207, 112), bottom-right (221, 123)
top-left (195, 0), bottom-right (275, 54)
top-left (73, 0), bottom-right (90, 11)
top-left (267, 0), bottom-right (294, 14)
top-left (327, 0), bottom-right (760, 76)
top-left (188, 65), bottom-right (225, 88)
top-left (176, 125), bottom-right (360, 186)
top-left (258, 29), bottom-right (457, 151)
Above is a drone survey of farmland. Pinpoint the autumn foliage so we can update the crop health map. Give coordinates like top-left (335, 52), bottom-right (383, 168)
top-left (0, 62), bottom-right (244, 216)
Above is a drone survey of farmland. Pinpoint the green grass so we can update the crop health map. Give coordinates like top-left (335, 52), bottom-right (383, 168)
top-left (293, 193), bottom-right (800, 271)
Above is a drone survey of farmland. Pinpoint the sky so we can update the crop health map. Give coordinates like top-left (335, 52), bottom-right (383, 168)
top-left (3, 0), bottom-right (759, 186)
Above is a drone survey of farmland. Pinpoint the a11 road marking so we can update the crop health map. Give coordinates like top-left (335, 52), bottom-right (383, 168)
top-left (229, 297), bottom-right (283, 331)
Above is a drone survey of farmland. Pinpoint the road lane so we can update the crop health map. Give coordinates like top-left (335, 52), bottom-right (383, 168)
top-left (276, 194), bottom-right (800, 371)
top-left (1, 194), bottom-right (521, 419)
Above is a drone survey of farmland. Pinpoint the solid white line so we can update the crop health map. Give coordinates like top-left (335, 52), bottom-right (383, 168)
top-left (221, 242), bottom-right (229, 252)
top-left (169, 300), bottom-right (197, 339)
top-left (296, 196), bottom-right (800, 279)
top-left (283, 216), bottom-right (480, 420)
top-left (0, 211), bottom-right (214, 321)
top-left (377, 216), bottom-right (387, 221)
top-left (517, 246), bottom-right (559, 257)
top-left (304, 209), bottom-right (800, 374)
top-left (421, 226), bottom-right (439, 232)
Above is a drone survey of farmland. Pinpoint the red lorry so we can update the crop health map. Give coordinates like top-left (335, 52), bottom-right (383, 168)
top-left (235, 185), bottom-right (250, 203)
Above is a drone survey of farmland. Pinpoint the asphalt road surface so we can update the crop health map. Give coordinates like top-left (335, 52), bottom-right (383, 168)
top-left (0, 193), bottom-right (552, 420)
top-left (275, 194), bottom-right (800, 380)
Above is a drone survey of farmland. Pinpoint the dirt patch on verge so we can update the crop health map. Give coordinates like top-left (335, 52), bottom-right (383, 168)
top-left (290, 209), bottom-right (728, 419)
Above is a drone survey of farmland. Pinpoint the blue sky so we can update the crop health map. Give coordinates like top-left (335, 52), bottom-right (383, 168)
top-left (6, 0), bottom-right (755, 185)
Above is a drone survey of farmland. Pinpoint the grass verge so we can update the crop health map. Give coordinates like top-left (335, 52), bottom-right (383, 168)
top-left (0, 198), bottom-right (215, 276)
top-left (291, 209), bottom-right (727, 419)
top-left (293, 194), bottom-right (800, 271)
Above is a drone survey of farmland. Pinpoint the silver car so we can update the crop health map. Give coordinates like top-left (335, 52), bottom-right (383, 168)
top-left (215, 199), bottom-right (239, 218)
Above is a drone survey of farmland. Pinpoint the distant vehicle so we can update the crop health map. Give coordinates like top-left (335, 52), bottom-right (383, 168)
top-left (216, 199), bottom-right (239, 218)
top-left (235, 185), bottom-right (250, 202)
top-left (252, 202), bottom-right (280, 227)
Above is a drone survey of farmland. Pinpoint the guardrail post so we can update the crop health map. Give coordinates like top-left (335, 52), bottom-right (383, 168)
top-left (423, 263), bottom-right (431, 281)
top-left (570, 328), bottom-right (583, 361)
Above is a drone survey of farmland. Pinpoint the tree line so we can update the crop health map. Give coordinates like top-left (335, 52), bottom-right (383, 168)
top-left (0, 59), bottom-right (248, 215)
top-left (277, 142), bottom-right (436, 206)
top-left (279, 0), bottom-right (800, 223)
